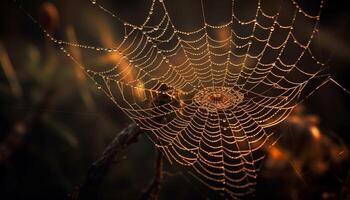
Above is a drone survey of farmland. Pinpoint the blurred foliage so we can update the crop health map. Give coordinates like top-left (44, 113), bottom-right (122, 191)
top-left (0, 0), bottom-right (350, 200)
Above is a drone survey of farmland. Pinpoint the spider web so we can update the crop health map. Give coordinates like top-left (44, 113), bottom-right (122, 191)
top-left (25, 0), bottom-right (347, 198)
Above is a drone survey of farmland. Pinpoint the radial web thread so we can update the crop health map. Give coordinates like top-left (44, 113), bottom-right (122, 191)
top-left (29, 0), bottom-right (349, 198)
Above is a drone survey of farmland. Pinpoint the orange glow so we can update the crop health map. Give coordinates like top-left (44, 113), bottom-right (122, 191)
top-left (216, 28), bottom-right (231, 51)
top-left (310, 126), bottom-right (321, 140)
top-left (97, 20), bottom-right (135, 83)
top-left (39, 2), bottom-right (60, 31)
top-left (134, 81), bottom-right (146, 100)
top-left (269, 146), bottom-right (284, 159)
top-left (288, 115), bottom-right (302, 124)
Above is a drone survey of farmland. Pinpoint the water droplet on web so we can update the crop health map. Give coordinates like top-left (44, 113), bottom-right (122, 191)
top-left (37, 0), bottom-right (338, 198)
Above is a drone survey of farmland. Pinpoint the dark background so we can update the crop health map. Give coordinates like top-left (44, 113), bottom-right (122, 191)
top-left (0, 0), bottom-right (350, 199)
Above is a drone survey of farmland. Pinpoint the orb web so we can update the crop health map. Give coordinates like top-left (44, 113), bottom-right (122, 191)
top-left (28, 0), bottom-right (345, 198)
top-left (194, 87), bottom-right (243, 112)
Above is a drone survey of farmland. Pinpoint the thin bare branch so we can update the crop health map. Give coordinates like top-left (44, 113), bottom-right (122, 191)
top-left (140, 150), bottom-right (164, 200)
top-left (70, 123), bottom-right (142, 200)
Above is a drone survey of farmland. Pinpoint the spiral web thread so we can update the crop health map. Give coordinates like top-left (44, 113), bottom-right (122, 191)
top-left (26, 0), bottom-right (350, 198)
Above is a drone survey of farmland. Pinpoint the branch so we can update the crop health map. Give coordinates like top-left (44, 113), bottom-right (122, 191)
top-left (70, 84), bottom-right (180, 200)
top-left (70, 123), bottom-right (142, 200)
top-left (140, 150), bottom-right (164, 200)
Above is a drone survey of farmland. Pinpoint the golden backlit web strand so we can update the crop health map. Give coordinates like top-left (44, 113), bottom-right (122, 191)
top-left (18, 0), bottom-right (350, 199)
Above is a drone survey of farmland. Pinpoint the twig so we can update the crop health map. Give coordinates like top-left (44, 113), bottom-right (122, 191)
top-left (70, 84), bottom-right (177, 200)
top-left (70, 123), bottom-right (142, 200)
top-left (140, 150), bottom-right (164, 200)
